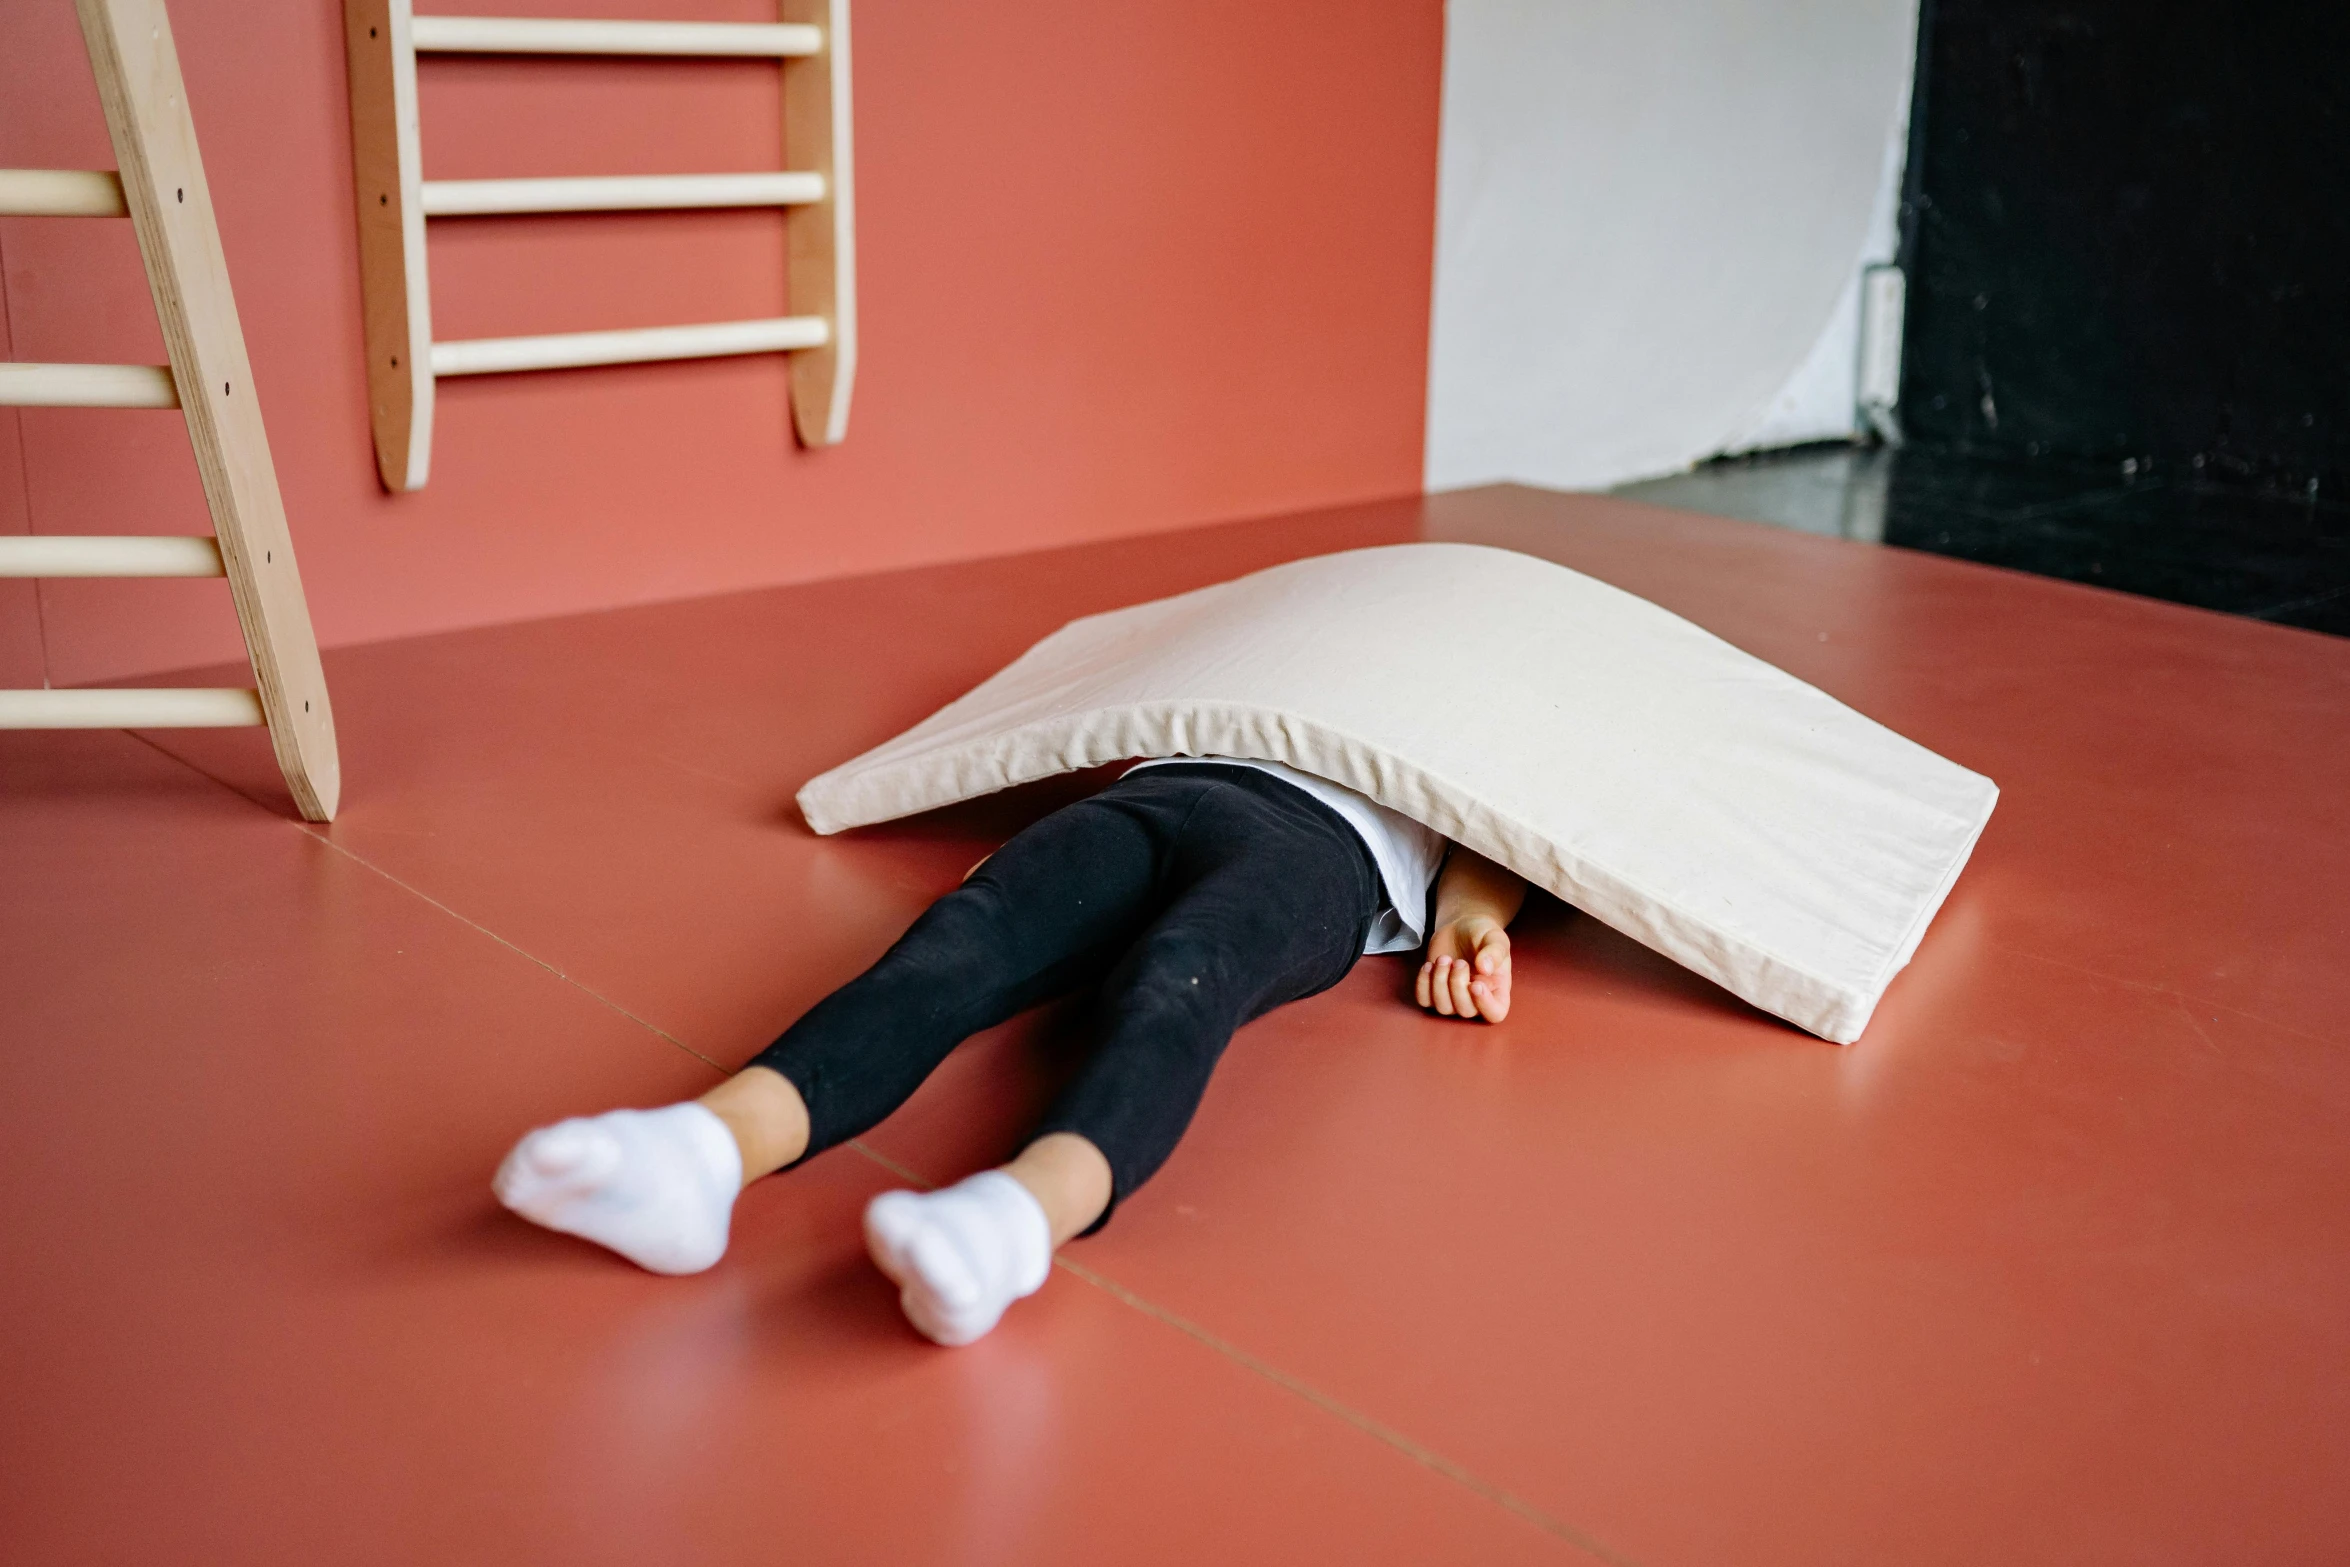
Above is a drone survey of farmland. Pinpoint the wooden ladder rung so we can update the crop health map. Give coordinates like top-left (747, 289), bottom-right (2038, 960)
top-left (0, 363), bottom-right (179, 408)
top-left (0, 686), bottom-right (264, 729)
top-left (408, 16), bottom-right (821, 57)
top-left (430, 315), bottom-right (829, 377)
top-left (0, 535), bottom-right (224, 577)
top-left (419, 171), bottom-right (825, 217)
top-left (0, 168), bottom-right (129, 217)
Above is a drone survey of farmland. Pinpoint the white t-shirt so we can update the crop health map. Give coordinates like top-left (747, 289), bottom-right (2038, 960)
top-left (1126, 757), bottom-right (1448, 955)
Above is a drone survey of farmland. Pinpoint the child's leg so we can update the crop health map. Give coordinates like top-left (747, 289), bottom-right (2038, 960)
top-left (860, 1133), bottom-right (1110, 1345)
top-left (866, 773), bottom-right (1379, 1342)
top-left (695, 1065), bottom-right (810, 1184)
top-left (496, 788), bottom-right (1177, 1272)
top-left (1029, 825), bottom-right (1375, 1221)
top-left (1001, 1132), bottom-right (1114, 1244)
top-left (738, 807), bottom-right (1162, 1164)
top-left (687, 1050), bottom-right (1110, 1213)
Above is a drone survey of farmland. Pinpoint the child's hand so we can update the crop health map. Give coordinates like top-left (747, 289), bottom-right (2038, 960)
top-left (1416, 916), bottom-right (1512, 1022)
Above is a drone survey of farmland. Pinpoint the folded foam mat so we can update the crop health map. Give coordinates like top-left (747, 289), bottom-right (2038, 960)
top-left (799, 543), bottom-right (1997, 1042)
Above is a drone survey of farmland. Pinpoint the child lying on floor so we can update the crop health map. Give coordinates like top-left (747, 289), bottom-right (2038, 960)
top-left (495, 758), bottom-right (1528, 1345)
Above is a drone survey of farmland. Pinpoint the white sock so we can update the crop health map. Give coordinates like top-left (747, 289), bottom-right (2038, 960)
top-left (493, 1103), bottom-right (743, 1276)
top-left (863, 1171), bottom-right (1053, 1346)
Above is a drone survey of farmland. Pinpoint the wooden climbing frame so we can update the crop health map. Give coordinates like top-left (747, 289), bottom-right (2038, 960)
top-left (0, 0), bottom-right (341, 821)
top-left (342, 0), bottom-right (857, 492)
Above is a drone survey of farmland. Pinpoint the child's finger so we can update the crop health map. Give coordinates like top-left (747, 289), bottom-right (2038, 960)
top-left (1449, 956), bottom-right (1476, 1018)
top-left (1415, 960), bottom-right (1434, 1011)
top-left (1474, 928), bottom-right (1510, 974)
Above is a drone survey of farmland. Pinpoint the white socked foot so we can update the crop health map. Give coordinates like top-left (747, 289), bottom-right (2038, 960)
top-left (494, 1103), bottom-right (743, 1275)
top-left (864, 1171), bottom-right (1053, 1346)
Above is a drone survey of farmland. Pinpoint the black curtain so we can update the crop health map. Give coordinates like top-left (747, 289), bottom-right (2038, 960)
top-left (1898, 0), bottom-right (2350, 499)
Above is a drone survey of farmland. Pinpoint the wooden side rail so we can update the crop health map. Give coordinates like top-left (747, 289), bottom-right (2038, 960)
top-left (0, 363), bottom-right (178, 408)
top-left (0, 168), bottom-right (129, 217)
top-left (345, 0), bottom-right (434, 490)
top-left (783, 0), bottom-right (854, 448)
top-left (343, 0), bottom-right (855, 490)
top-left (63, 0), bottom-right (341, 819)
top-left (0, 687), bottom-right (264, 728)
top-left (409, 16), bottom-right (820, 56)
top-left (0, 535), bottom-right (224, 577)
top-left (420, 171), bottom-right (826, 216)
top-left (431, 316), bottom-right (828, 378)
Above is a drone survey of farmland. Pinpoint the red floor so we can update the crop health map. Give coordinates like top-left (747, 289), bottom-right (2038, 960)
top-left (5, 485), bottom-right (2347, 1565)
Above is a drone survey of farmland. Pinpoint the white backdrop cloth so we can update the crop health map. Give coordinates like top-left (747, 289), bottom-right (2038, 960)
top-left (798, 544), bottom-right (1997, 1043)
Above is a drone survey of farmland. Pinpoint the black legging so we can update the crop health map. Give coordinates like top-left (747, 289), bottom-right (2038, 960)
top-left (753, 764), bottom-right (1383, 1225)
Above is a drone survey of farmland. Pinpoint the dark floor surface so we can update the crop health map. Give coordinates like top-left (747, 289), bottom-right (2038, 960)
top-left (1616, 446), bottom-right (2350, 635)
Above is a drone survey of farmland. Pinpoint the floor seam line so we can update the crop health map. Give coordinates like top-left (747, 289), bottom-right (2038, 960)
top-left (1056, 1253), bottom-right (1638, 1565)
top-left (1991, 941), bottom-right (2344, 1049)
top-left (842, 1138), bottom-right (926, 1188)
top-left (836, 1143), bottom-right (1633, 1567)
top-left (124, 733), bottom-right (728, 1072)
top-left (302, 830), bottom-right (731, 1070)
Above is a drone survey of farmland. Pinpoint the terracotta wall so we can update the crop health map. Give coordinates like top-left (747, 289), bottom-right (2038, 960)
top-left (0, 0), bottom-right (1442, 687)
